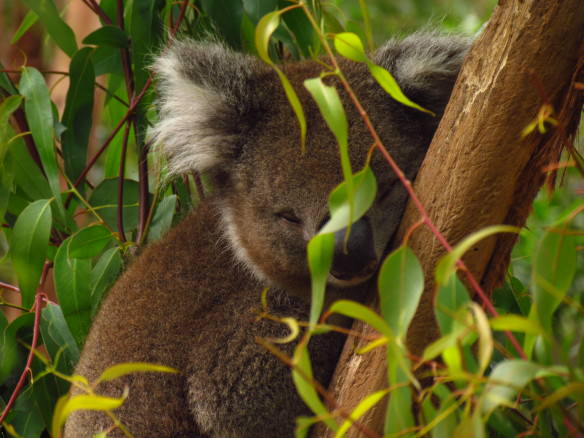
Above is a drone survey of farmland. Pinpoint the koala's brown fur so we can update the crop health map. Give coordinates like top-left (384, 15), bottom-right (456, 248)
top-left (64, 34), bottom-right (469, 437)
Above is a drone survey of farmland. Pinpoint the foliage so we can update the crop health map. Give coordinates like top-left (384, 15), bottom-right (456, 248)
top-left (0, 1), bottom-right (581, 438)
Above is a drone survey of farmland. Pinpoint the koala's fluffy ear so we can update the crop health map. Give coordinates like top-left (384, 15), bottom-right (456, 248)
top-left (151, 40), bottom-right (267, 176)
top-left (372, 33), bottom-right (471, 114)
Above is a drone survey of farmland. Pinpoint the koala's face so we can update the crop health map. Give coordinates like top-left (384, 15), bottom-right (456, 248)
top-left (152, 35), bottom-right (469, 294)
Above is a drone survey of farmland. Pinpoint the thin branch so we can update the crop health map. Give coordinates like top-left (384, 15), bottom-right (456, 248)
top-left (299, 5), bottom-right (526, 360)
top-left (0, 262), bottom-right (51, 424)
top-left (117, 121), bottom-right (132, 242)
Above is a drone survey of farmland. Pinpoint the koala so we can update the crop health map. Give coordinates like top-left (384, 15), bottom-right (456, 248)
top-left (64, 33), bottom-right (469, 438)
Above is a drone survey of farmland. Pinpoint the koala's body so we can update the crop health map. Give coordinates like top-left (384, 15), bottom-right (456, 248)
top-left (64, 33), bottom-right (469, 437)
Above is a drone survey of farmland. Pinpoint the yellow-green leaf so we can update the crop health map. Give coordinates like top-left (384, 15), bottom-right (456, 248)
top-left (96, 362), bottom-right (178, 383)
top-left (308, 233), bottom-right (334, 325)
top-left (335, 389), bottom-right (389, 438)
top-left (334, 32), bottom-right (368, 63)
top-left (489, 315), bottom-right (544, 335)
top-left (435, 225), bottom-right (519, 285)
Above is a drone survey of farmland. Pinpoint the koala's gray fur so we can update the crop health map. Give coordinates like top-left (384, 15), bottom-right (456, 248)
top-left (64, 33), bottom-right (469, 437)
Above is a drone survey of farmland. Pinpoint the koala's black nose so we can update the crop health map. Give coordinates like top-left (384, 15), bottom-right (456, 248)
top-left (330, 217), bottom-right (378, 283)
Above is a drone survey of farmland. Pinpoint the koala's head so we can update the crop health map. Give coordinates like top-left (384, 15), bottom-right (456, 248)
top-left (152, 34), bottom-right (470, 295)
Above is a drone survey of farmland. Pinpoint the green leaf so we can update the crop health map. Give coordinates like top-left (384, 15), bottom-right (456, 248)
top-left (89, 178), bottom-right (140, 233)
top-left (280, 5), bottom-right (317, 58)
top-left (469, 303), bottom-right (492, 375)
top-left (97, 362), bottom-right (177, 383)
top-left (8, 136), bottom-right (52, 201)
top-left (146, 195), bottom-right (177, 242)
top-left (489, 315), bottom-right (544, 335)
top-left (334, 32), bottom-right (368, 63)
top-left (19, 67), bottom-right (66, 222)
top-left (242, 0), bottom-right (279, 23)
top-left (90, 247), bottom-right (122, 316)
top-left (385, 356), bottom-right (415, 436)
top-left (54, 237), bottom-right (92, 348)
top-left (435, 274), bottom-right (470, 335)
top-left (52, 393), bottom-right (125, 438)
top-left (307, 233), bottom-right (334, 326)
top-left (531, 224), bottom-right (576, 330)
top-left (335, 389), bottom-right (389, 438)
top-left (304, 77), bottom-right (353, 215)
top-left (40, 303), bottom-right (80, 375)
top-left (201, 0), bottom-right (244, 49)
top-left (130, 0), bottom-right (164, 91)
top-left (11, 9), bottom-right (39, 44)
top-left (319, 166), bottom-right (377, 235)
top-left (480, 360), bottom-right (545, 414)
top-left (68, 225), bottom-right (114, 259)
top-left (0, 96), bottom-right (23, 221)
top-left (291, 344), bottom-right (338, 432)
top-left (82, 25), bottom-right (130, 48)
top-left (61, 47), bottom-right (95, 183)
top-left (10, 199), bottom-right (52, 308)
top-left (255, 10), bottom-right (306, 151)
top-left (368, 63), bottom-right (432, 115)
top-left (378, 245), bottom-right (424, 339)
top-left (328, 300), bottom-right (392, 338)
top-left (435, 225), bottom-right (519, 285)
top-left (20, 0), bottom-right (77, 56)
top-left (0, 313), bottom-right (34, 385)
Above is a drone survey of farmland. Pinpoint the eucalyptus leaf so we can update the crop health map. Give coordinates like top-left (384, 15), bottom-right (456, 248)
top-left (10, 199), bottom-right (52, 308)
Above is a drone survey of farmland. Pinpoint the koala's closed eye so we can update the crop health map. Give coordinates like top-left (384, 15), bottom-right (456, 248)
top-left (275, 210), bottom-right (302, 225)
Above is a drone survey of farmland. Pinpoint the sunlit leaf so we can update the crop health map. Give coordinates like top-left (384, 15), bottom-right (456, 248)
top-left (335, 389), bottom-right (389, 438)
top-left (256, 10), bottom-right (306, 151)
top-left (328, 300), bottom-right (392, 338)
top-left (97, 362), bottom-right (177, 383)
top-left (11, 9), bottom-right (39, 44)
top-left (308, 233), bottom-right (334, 325)
top-left (319, 167), bottom-right (377, 235)
top-left (435, 274), bottom-right (470, 335)
top-left (334, 32), bottom-right (368, 63)
top-left (435, 225), bottom-right (519, 285)
top-left (291, 344), bottom-right (338, 431)
top-left (469, 303), bottom-right (492, 375)
top-left (378, 245), bottom-right (424, 338)
top-left (52, 393), bottom-right (125, 438)
top-left (489, 315), bottom-right (544, 335)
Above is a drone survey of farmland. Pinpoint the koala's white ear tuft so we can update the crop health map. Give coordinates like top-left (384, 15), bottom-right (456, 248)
top-left (373, 33), bottom-right (471, 113)
top-left (151, 40), bottom-right (267, 176)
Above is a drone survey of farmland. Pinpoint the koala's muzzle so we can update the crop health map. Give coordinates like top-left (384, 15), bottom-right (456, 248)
top-left (330, 217), bottom-right (378, 285)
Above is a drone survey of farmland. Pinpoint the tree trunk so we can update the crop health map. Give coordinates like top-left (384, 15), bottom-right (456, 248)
top-left (320, 0), bottom-right (584, 436)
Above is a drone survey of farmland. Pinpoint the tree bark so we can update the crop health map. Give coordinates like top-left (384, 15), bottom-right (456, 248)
top-left (320, 0), bottom-right (584, 436)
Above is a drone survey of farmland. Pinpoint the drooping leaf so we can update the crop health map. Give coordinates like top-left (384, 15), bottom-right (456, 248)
top-left (256, 10), bottom-right (306, 150)
top-left (54, 237), bottom-right (92, 348)
top-left (90, 247), bottom-right (123, 316)
top-left (291, 344), bottom-right (338, 432)
top-left (61, 47), bottom-right (95, 183)
top-left (146, 195), bottom-right (177, 242)
top-left (435, 225), bottom-right (519, 285)
top-left (319, 166), bottom-right (377, 235)
top-left (51, 393), bottom-right (125, 438)
top-left (19, 67), bottom-right (66, 223)
top-left (10, 9), bottom-right (39, 44)
top-left (307, 233), bottom-right (334, 326)
top-left (304, 77), bottom-right (352, 212)
top-left (335, 389), bottom-right (389, 438)
top-left (10, 198), bottom-right (52, 308)
top-left (40, 303), bottom-right (80, 375)
top-left (378, 245), bottom-right (424, 338)
top-left (20, 0), bottom-right (77, 56)
top-left (531, 224), bottom-right (576, 330)
top-left (435, 273), bottom-right (470, 335)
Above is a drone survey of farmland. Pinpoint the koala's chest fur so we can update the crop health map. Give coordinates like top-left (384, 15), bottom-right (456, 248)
top-left (64, 200), bottom-right (348, 437)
